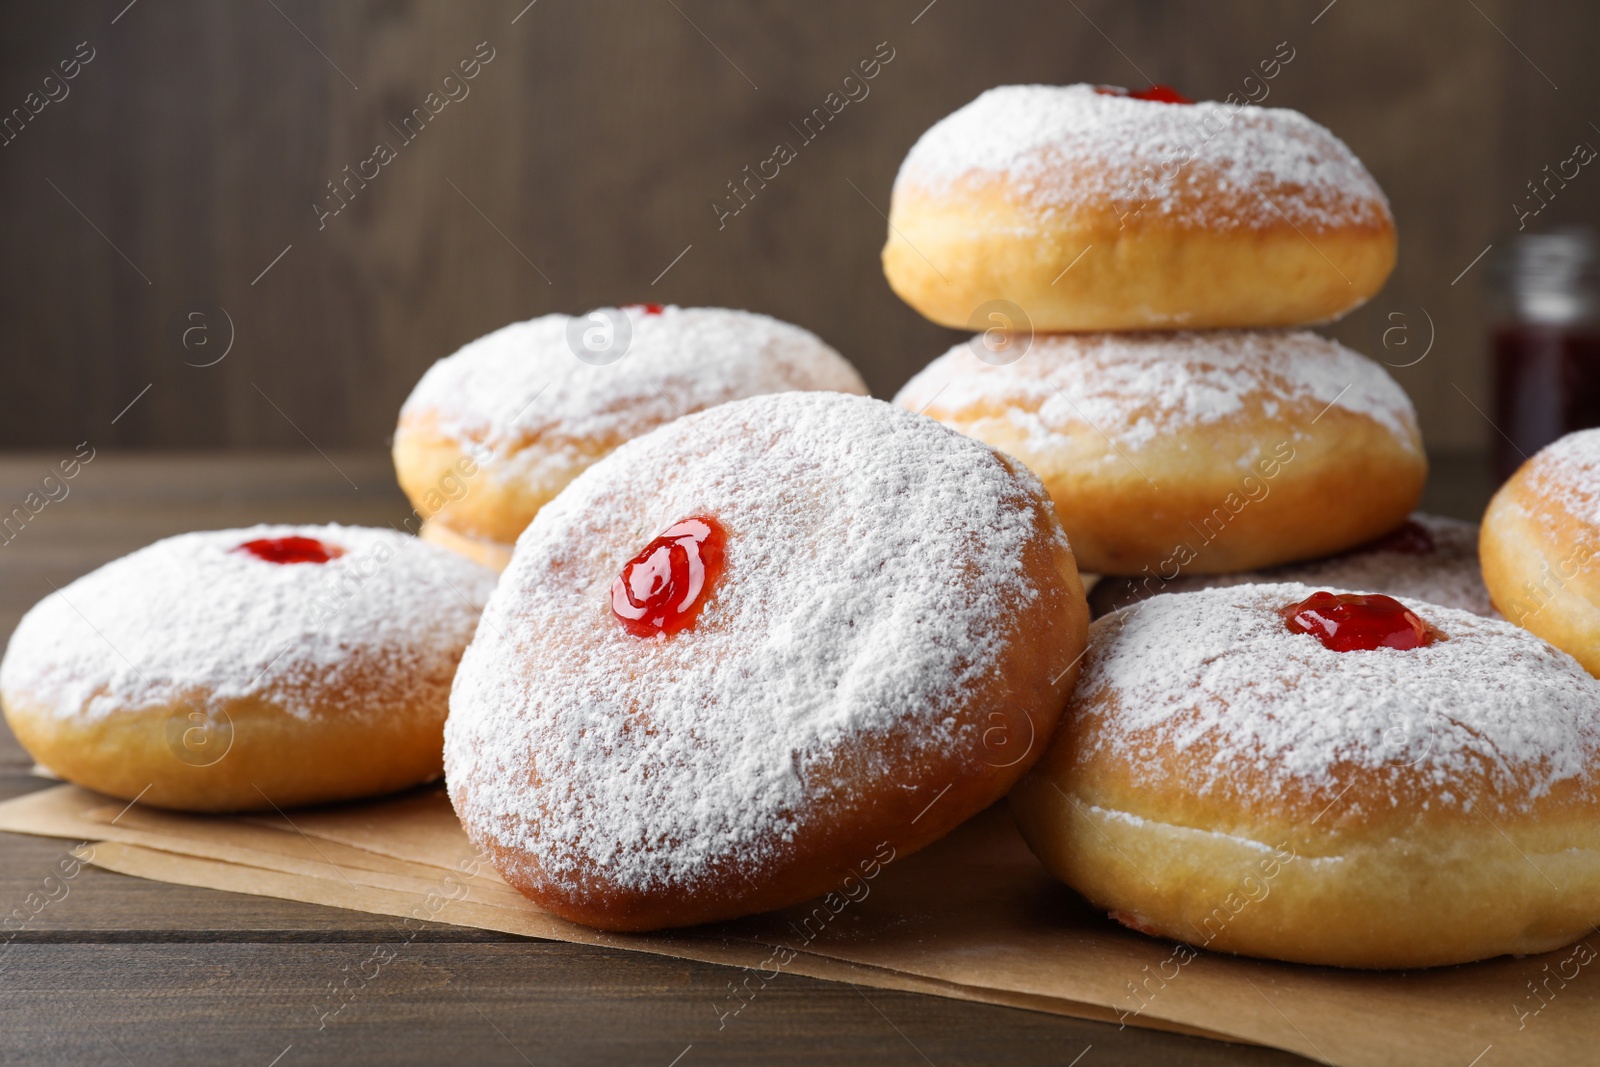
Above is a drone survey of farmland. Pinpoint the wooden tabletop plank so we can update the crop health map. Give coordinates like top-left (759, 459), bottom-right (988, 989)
top-left (0, 942), bottom-right (1309, 1067)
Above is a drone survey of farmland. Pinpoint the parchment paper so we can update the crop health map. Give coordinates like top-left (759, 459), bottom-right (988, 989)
top-left (2, 783), bottom-right (1591, 1065)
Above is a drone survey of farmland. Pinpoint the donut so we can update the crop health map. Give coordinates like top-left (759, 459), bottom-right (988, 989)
top-left (883, 84), bottom-right (1395, 332)
top-left (444, 391), bottom-right (1089, 931)
top-left (393, 305), bottom-right (867, 562)
top-left (419, 517), bottom-right (514, 573)
top-left (1089, 513), bottom-right (1495, 618)
top-left (1483, 428), bottom-right (1600, 676)
top-left (894, 330), bottom-right (1425, 575)
top-left (1009, 583), bottom-right (1600, 969)
top-left (0, 525), bottom-right (495, 812)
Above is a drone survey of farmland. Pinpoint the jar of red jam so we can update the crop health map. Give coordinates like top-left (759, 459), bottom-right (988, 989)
top-left (1492, 229), bottom-right (1600, 481)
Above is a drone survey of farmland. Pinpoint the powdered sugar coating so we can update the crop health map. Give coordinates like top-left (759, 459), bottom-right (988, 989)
top-left (0, 525), bottom-right (496, 723)
top-left (1081, 583), bottom-right (1600, 816)
top-left (444, 392), bottom-right (1070, 895)
top-left (894, 330), bottom-right (1417, 454)
top-left (399, 306), bottom-right (867, 470)
top-left (1094, 514), bottom-right (1495, 618)
top-left (1518, 428), bottom-right (1600, 536)
top-left (896, 84), bottom-right (1390, 231)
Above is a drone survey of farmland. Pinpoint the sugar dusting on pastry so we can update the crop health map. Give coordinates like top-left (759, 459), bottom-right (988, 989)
top-left (0, 524), bottom-right (495, 724)
top-left (896, 330), bottom-right (1416, 453)
top-left (445, 392), bottom-right (1076, 898)
top-left (1080, 583), bottom-right (1600, 815)
top-left (897, 84), bottom-right (1389, 232)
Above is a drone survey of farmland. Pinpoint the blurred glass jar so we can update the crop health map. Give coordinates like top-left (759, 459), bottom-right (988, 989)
top-left (1493, 228), bottom-right (1600, 481)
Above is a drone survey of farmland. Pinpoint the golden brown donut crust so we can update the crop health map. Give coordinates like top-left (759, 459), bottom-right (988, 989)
top-left (974, 402), bottom-right (1421, 575)
top-left (418, 516), bottom-right (513, 573)
top-left (884, 86), bottom-right (1396, 331)
top-left (1481, 434), bottom-right (1600, 676)
top-left (895, 332), bottom-right (1426, 575)
top-left (394, 308), bottom-right (868, 546)
top-left (394, 411), bottom-right (618, 546)
top-left (4, 690), bottom-right (448, 812)
top-left (0, 525), bottom-right (493, 812)
top-left (885, 183), bottom-right (1396, 332)
top-left (1012, 769), bottom-right (1600, 969)
top-left (1010, 587), bottom-right (1600, 968)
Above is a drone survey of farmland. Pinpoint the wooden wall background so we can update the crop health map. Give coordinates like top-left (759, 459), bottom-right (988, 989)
top-left (1, 0), bottom-right (1596, 454)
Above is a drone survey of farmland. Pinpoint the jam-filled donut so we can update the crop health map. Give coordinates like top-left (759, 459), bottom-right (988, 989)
top-left (894, 330), bottom-right (1425, 575)
top-left (883, 83), bottom-right (1396, 332)
top-left (1483, 428), bottom-right (1600, 676)
top-left (0, 525), bottom-right (495, 812)
top-left (419, 518), bottom-right (514, 573)
top-left (394, 305), bottom-right (867, 568)
top-left (1090, 513), bottom-right (1495, 618)
top-left (444, 391), bottom-right (1089, 931)
top-left (1010, 583), bottom-right (1600, 968)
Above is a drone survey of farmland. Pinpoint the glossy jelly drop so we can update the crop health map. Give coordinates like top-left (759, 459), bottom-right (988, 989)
top-left (234, 536), bottom-right (344, 565)
top-left (1094, 84), bottom-right (1194, 104)
top-left (611, 517), bottom-right (725, 637)
top-left (624, 303), bottom-right (665, 315)
top-left (1283, 591), bottom-right (1433, 652)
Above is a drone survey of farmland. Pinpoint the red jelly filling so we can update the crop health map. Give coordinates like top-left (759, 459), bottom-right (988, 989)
top-left (611, 517), bottom-right (724, 637)
top-left (624, 303), bottom-right (665, 315)
top-left (234, 536), bottom-right (343, 565)
top-left (1357, 519), bottom-right (1437, 557)
top-left (1283, 591), bottom-right (1433, 652)
top-left (1095, 84), bottom-right (1194, 104)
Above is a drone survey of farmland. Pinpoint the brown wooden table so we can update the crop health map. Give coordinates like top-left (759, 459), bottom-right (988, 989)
top-left (4, 452), bottom-right (1492, 1066)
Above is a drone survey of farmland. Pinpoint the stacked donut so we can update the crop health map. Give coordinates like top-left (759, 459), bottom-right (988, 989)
top-left (882, 83), bottom-right (1600, 968)
top-left (886, 83), bottom-right (1425, 578)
